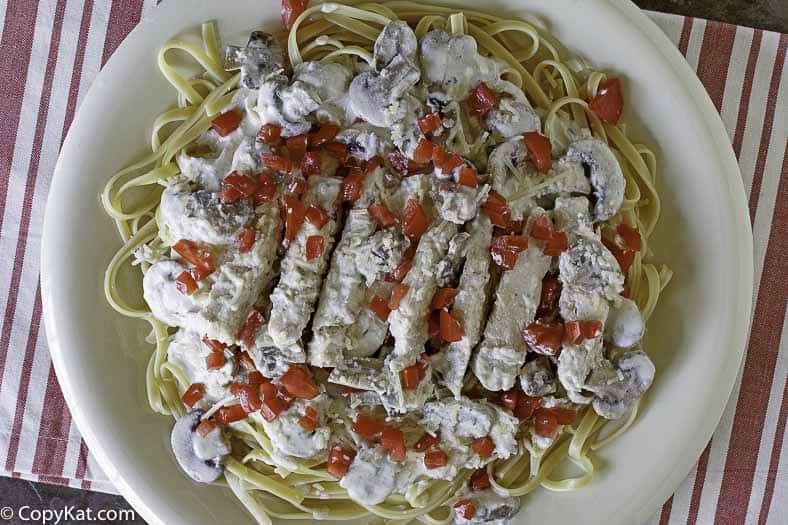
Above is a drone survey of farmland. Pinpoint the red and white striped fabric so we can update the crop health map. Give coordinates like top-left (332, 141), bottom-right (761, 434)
top-left (0, 1), bottom-right (784, 522)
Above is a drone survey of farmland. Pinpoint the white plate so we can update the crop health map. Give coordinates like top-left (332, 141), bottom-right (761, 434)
top-left (41, 1), bottom-right (753, 524)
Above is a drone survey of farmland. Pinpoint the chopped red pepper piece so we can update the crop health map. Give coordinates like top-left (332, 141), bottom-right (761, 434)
top-left (280, 365), bottom-right (320, 399)
top-left (206, 351), bottom-right (226, 369)
top-left (281, 0), bottom-right (308, 31)
top-left (540, 407), bottom-right (577, 425)
top-left (175, 271), bottom-right (198, 295)
top-left (457, 166), bottom-right (478, 188)
top-left (386, 258), bottom-right (412, 282)
top-left (534, 408), bottom-right (559, 438)
top-left (259, 382), bottom-right (289, 421)
top-left (530, 215), bottom-right (555, 240)
top-left (418, 112), bottom-right (442, 134)
top-left (301, 150), bottom-right (322, 175)
top-left (305, 204), bottom-right (329, 230)
top-left (341, 169), bottom-right (365, 204)
top-left (254, 172), bottom-right (277, 204)
top-left (236, 308), bottom-right (264, 349)
top-left (222, 172), bottom-right (259, 203)
top-left (261, 153), bottom-right (293, 173)
top-left (181, 383), bottom-right (205, 407)
top-left (498, 388), bottom-right (520, 411)
top-left (430, 288), bottom-right (459, 310)
top-left (288, 176), bottom-right (308, 197)
top-left (412, 139), bottom-right (434, 164)
top-left (232, 383), bottom-right (263, 413)
top-left (211, 110), bottom-right (242, 137)
top-left (258, 123), bottom-right (282, 144)
top-left (306, 235), bottom-right (324, 260)
top-left (285, 134), bottom-right (308, 163)
top-left (431, 144), bottom-right (464, 174)
top-left (439, 309), bottom-right (464, 342)
top-left (514, 394), bottom-right (542, 420)
top-left (414, 433), bottom-right (440, 452)
top-left (482, 191), bottom-right (513, 229)
top-left (282, 194), bottom-right (306, 244)
top-left (523, 320), bottom-right (565, 355)
top-left (466, 82), bottom-right (497, 116)
top-left (352, 413), bottom-right (385, 438)
top-left (237, 226), bottom-right (256, 253)
top-left (309, 123), bottom-right (340, 147)
top-left (588, 78), bottom-right (624, 125)
top-left (617, 223), bottom-right (641, 251)
top-left (401, 360), bottom-right (427, 390)
top-left (543, 231), bottom-right (569, 256)
top-left (322, 140), bottom-right (348, 162)
top-left (327, 445), bottom-right (355, 479)
top-left (368, 204), bottom-right (397, 229)
top-left (368, 296), bottom-right (391, 321)
top-left (424, 450), bottom-right (449, 469)
top-left (389, 283), bottom-right (409, 310)
top-left (522, 132), bottom-right (552, 173)
top-left (490, 235), bottom-right (529, 270)
top-left (537, 274), bottom-right (562, 318)
top-left (202, 337), bottom-right (226, 353)
top-left (470, 469), bottom-right (491, 492)
top-left (173, 239), bottom-right (215, 274)
top-left (471, 436), bottom-right (495, 458)
top-left (402, 200), bottom-right (429, 240)
top-left (564, 320), bottom-right (603, 345)
top-left (299, 406), bottom-right (320, 431)
top-left (215, 404), bottom-right (247, 425)
top-left (381, 426), bottom-right (407, 462)
top-left (454, 500), bottom-right (476, 520)
top-left (195, 419), bottom-right (217, 437)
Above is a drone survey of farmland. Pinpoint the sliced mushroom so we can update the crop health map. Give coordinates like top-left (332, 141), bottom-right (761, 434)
top-left (485, 80), bottom-right (540, 138)
top-left (225, 31), bottom-right (283, 89)
top-left (336, 124), bottom-right (391, 161)
top-left (562, 139), bottom-right (625, 222)
top-left (605, 297), bottom-right (645, 348)
top-left (349, 54), bottom-right (421, 127)
top-left (558, 232), bottom-right (624, 300)
top-left (373, 20), bottom-right (418, 70)
top-left (587, 350), bottom-right (655, 419)
top-left (419, 31), bottom-right (500, 100)
top-left (520, 356), bottom-right (557, 397)
top-left (171, 411), bottom-right (229, 483)
top-left (455, 489), bottom-right (521, 524)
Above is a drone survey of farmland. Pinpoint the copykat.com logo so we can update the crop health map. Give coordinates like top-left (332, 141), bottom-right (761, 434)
top-left (0, 505), bottom-right (137, 524)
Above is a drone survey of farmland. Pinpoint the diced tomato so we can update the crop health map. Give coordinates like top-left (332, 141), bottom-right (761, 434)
top-left (215, 404), bottom-right (247, 425)
top-left (427, 309), bottom-right (441, 339)
top-left (285, 134), bottom-right (308, 163)
top-left (306, 235), bottom-right (324, 261)
top-left (259, 382), bottom-right (289, 421)
top-left (482, 191), bottom-right (512, 229)
top-left (530, 215), bottom-right (554, 240)
top-left (287, 176), bottom-right (308, 197)
top-left (581, 320), bottom-right (603, 339)
top-left (401, 360), bottom-right (427, 390)
top-left (470, 469), bottom-right (491, 492)
top-left (261, 153), bottom-right (293, 173)
top-left (413, 139), bottom-right (434, 164)
top-left (454, 500), bottom-right (476, 520)
top-left (368, 296), bottom-right (391, 321)
top-left (430, 288), bottom-right (458, 310)
top-left (254, 172), bottom-right (277, 204)
top-left (301, 150), bottom-right (322, 175)
top-left (514, 394), bottom-right (542, 420)
top-left (490, 235), bottom-right (529, 270)
top-left (258, 123), bottom-right (282, 144)
top-left (327, 445), bottom-right (355, 479)
top-left (522, 132), bottom-right (552, 173)
top-left (381, 426), bottom-right (406, 462)
top-left (303, 205), bottom-right (329, 231)
top-left (237, 226), bottom-right (256, 253)
top-left (352, 413), bottom-right (385, 438)
top-left (195, 418), bottom-right (217, 437)
top-left (414, 433), bottom-right (440, 452)
top-left (564, 320), bottom-right (603, 345)
top-left (341, 169), bottom-right (365, 204)
top-left (282, 194), bottom-right (306, 244)
top-left (471, 436), bottom-right (495, 458)
top-left (280, 365), bottom-right (320, 399)
top-left (388, 283), bottom-right (409, 311)
top-left (365, 156), bottom-right (383, 175)
top-left (173, 240), bottom-right (215, 274)
top-left (387, 258), bottom-right (412, 282)
top-left (439, 309), bottom-right (464, 342)
top-left (457, 166), bottom-right (478, 188)
top-left (309, 123), bottom-right (340, 148)
top-left (299, 406), bottom-right (320, 431)
top-left (431, 145), bottom-right (464, 174)
top-left (281, 0), bottom-right (308, 31)
top-left (617, 223), bottom-right (641, 251)
top-left (424, 450), bottom-right (449, 469)
top-left (222, 172), bottom-right (259, 203)
top-left (534, 408), bottom-right (559, 438)
top-left (181, 383), bottom-right (205, 407)
top-left (236, 308), bottom-right (264, 348)
top-left (190, 266), bottom-right (213, 282)
top-left (368, 203), bottom-right (397, 229)
top-left (247, 371), bottom-right (267, 385)
top-left (588, 78), bottom-right (624, 125)
top-left (606, 238), bottom-right (636, 273)
top-left (175, 271), bottom-right (198, 295)
top-left (233, 383), bottom-right (263, 413)
top-left (237, 351), bottom-right (257, 372)
top-left (498, 388), bottom-right (519, 411)
top-left (544, 231), bottom-right (569, 256)
top-left (211, 110), bottom-right (242, 136)
top-left (523, 320), bottom-right (565, 355)
top-left (402, 200), bottom-right (429, 240)
top-left (540, 407), bottom-right (577, 425)
top-left (206, 351), bottom-right (226, 369)
top-left (202, 337), bottom-right (226, 353)
top-left (322, 140), bottom-right (348, 162)
top-left (418, 112), bottom-right (442, 134)
top-left (466, 82), bottom-right (497, 116)
top-left (537, 274), bottom-right (562, 318)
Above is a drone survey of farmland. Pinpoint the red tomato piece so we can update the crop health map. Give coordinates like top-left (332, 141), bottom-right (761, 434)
top-left (537, 274), bottom-right (562, 318)
top-left (254, 172), bottom-right (277, 204)
top-left (215, 404), bottom-right (247, 425)
top-left (581, 320), bottom-right (603, 339)
top-left (181, 383), bottom-right (205, 407)
top-left (490, 235), bottom-right (529, 270)
top-left (175, 271), bottom-right (198, 295)
top-left (534, 408), bottom-right (559, 438)
top-left (211, 110), bottom-right (242, 136)
top-left (237, 226), bottom-right (256, 253)
top-left (402, 200), bottom-right (429, 240)
top-left (282, 194), bottom-right (306, 244)
top-left (430, 288), bottom-right (459, 310)
top-left (352, 413), bottom-right (385, 438)
top-left (530, 215), bottom-right (554, 240)
top-left (418, 112), bottom-right (442, 134)
top-left (457, 166), bottom-right (478, 188)
top-left (222, 172), bottom-right (259, 203)
top-left (258, 123), bottom-right (282, 144)
top-left (414, 433), bottom-right (440, 452)
top-left (247, 371), bottom-right (267, 385)
top-left (564, 320), bottom-right (603, 345)
top-left (439, 309), bottom-right (464, 342)
top-left (413, 139), bottom-right (434, 164)
top-left (285, 134), bottom-right (308, 163)
top-left (401, 361), bottom-right (426, 390)
top-left (466, 82), bottom-right (497, 116)
top-left (588, 78), bottom-right (624, 125)
top-left (341, 169), bottom-right (365, 204)
top-left (261, 153), bottom-right (293, 173)
top-left (281, 0), bottom-right (308, 31)
top-left (454, 500), bottom-right (476, 520)
top-left (309, 123), bottom-right (340, 147)
top-left (173, 239), bottom-right (215, 274)
top-left (301, 150), bottom-right (322, 175)
top-left (389, 283), bottom-right (409, 310)
top-left (327, 445), bottom-right (356, 479)
top-left (432, 145), bottom-right (464, 174)
top-left (617, 223), bottom-right (641, 251)
top-left (233, 383), bottom-right (263, 413)
top-left (522, 132), bottom-right (553, 173)
top-left (424, 450), bottom-right (449, 469)
top-left (368, 296), bottom-right (391, 321)
top-left (522, 320), bottom-right (565, 355)
top-left (306, 235), bottom-right (324, 261)
top-left (381, 426), bottom-right (406, 462)
top-left (471, 436), bottom-right (495, 458)
top-left (514, 394), bottom-right (542, 420)
top-left (470, 469), bottom-right (491, 492)
top-left (387, 258), bottom-right (412, 282)
top-left (482, 191), bottom-right (512, 229)
top-left (543, 231), bottom-right (569, 256)
top-left (299, 406), bottom-right (320, 431)
top-left (280, 365), bottom-right (320, 399)
top-left (322, 141), bottom-right (348, 162)
top-left (542, 407), bottom-right (577, 425)
top-left (288, 176), bottom-right (308, 197)
top-left (368, 204), bottom-right (398, 229)
top-left (259, 382), bottom-right (288, 422)
top-left (202, 337), bottom-right (226, 353)
top-left (305, 204), bottom-right (329, 230)
top-left (195, 419), bottom-right (217, 437)
top-left (206, 351), bottom-right (226, 369)
top-left (236, 308), bottom-right (265, 349)
top-left (498, 388), bottom-right (519, 411)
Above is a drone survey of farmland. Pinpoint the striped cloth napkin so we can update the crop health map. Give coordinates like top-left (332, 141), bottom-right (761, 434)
top-left (0, 1), bottom-right (784, 523)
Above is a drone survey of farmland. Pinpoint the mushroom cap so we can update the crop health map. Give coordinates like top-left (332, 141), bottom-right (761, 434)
top-left (170, 411), bottom-right (225, 484)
